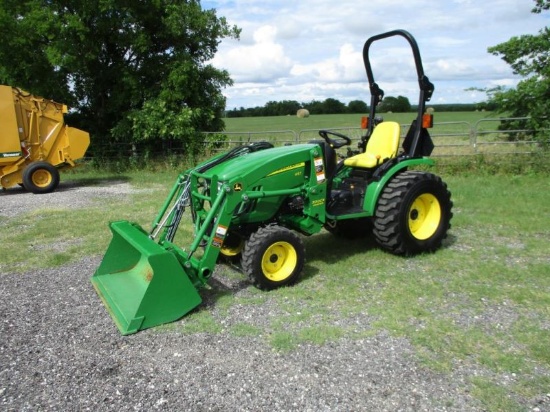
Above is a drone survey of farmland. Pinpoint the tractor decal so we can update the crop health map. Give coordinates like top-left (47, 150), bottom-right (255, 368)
top-left (314, 157), bottom-right (325, 183)
top-left (267, 162), bottom-right (305, 176)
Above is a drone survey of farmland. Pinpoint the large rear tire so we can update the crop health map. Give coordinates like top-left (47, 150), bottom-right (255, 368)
top-left (373, 171), bottom-right (452, 255)
top-left (241, 225), bottom-right (305, 290)
top-left (22, 161), bottom-right (60, 194)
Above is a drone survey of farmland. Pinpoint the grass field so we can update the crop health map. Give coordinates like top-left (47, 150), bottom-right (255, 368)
top-left (222, 111), bottom-right (497, 134)
top-left (1, 165), bottom-right (549, 411)
top-left (218, 111), bottom-right (544, 160)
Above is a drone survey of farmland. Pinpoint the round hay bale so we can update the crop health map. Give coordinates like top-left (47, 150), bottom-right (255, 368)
top-left (296, 108), bottom-right (310, 118)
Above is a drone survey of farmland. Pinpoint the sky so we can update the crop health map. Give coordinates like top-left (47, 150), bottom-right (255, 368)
top-left (202, 0), bottom-right (549, 110)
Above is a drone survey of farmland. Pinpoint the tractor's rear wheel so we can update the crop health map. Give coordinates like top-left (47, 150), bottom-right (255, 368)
top-left (373, 171), bottom-right (452, 255)
top-left (241, 225), bottom-right (305, 290)
top-left (22, 161), bottom-right (60, 194)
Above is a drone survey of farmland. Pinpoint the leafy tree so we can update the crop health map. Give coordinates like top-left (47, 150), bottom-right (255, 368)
top-left (486, 0), bottom-right (550, 143)
top-left (0, 0), bottom-right (240, 154)
top-left (347, 100), bottom-right (368, 113)
top-left (303, 100), bottom-right (324, 114)
top-left (379, 95), bottom-right (411, 112)
top-left (264, 100), bottom-right (301, 116)
top-left (532, 0), bottom-right (550, 13)
top-left (322, 98), bottom-right (346, 114)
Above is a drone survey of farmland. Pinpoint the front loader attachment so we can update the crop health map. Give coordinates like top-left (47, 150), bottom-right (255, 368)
top-left (91, 220), bottom-right (202, 335)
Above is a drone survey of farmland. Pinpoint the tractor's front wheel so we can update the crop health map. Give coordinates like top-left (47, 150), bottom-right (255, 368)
top-left (219, 231), bottom-right (245, 262)
top-left (373, 171), bottom-right (452, 255)
top-left (241, 225), bottom-right (305, 290)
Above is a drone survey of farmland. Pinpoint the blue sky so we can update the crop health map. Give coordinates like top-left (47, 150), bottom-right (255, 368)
top-left (203, 0), bottom-right (549, 109)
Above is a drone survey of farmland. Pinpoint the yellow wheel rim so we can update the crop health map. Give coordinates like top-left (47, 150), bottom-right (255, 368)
top-left (261, 241), bottom-right (297, 282)
top-left (32, 169), bottom-right (53, 188)
top-left (220, 236), bottom-right (244, 257)
top-left (408, 193), bottom-right (441, 240)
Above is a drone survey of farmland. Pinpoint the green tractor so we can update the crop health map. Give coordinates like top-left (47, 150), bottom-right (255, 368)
top-left (92, 29), bottom-right (453, 335)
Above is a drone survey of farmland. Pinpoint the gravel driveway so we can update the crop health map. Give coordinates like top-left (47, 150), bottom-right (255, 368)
top-left (0, 181), bottom-right (481, 411)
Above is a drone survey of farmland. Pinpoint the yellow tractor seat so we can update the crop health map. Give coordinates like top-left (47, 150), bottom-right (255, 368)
top-left (344, 121), bottom-right (401, 168)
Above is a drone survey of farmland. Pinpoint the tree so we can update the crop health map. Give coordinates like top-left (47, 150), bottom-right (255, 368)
top-left (303, 100), bottom-right (324, 114)
top-left (486, 0), bottom-right (550, 143)
top-left (0, 1), bottom-right (240, 154)
top-left (264, 100), bottom-right (301, 116)
top-left (347, 100), bottom-right (368, 113)
top-left (379, 95), bottom-right (411, 112)
top-left (533, 0), bottom-right (550, 13)
top-left (322, 98), bottom-right (346, 114)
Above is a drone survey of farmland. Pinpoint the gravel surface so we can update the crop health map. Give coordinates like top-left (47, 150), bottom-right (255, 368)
top-left (1, 181), bottom-right (483, 411)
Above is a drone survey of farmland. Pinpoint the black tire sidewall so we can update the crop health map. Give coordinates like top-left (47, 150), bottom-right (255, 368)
top-left (242, 226), bottom-right (305, 290)
top-left (397, 174), bottom-right (451, 253)
top-left (374, 171), bottom-right (452, 255)
top-left (22, 162), bottom-right (60, 194)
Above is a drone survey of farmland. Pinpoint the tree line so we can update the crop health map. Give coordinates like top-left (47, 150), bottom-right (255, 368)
top-left (227, 97), bottom-right (496, 118)
top-left (227, 98), bottom-right (368, 117)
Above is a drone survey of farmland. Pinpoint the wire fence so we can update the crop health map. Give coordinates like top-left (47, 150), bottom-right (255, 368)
top-left (88, 117), bottom-right (548, 163)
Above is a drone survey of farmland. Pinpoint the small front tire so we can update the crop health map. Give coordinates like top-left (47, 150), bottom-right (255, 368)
top-left (241, 225), bottom-right (305, 290)
top-left (219, 231), bottom-right (245, 262)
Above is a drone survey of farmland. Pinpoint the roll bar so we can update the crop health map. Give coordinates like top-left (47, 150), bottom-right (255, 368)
top-left (361, 29), bottom-right (434, 157)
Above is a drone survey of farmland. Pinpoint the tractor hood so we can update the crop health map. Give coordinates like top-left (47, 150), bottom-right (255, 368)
top-left (202, 144), bottom-right (319, 184)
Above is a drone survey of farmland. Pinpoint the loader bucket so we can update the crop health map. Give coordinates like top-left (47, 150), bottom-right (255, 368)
top-left (91, 220), bottom-right (202, 335)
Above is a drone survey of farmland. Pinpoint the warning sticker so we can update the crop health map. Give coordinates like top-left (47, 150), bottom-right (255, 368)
top-left (314, 157), bottom-right (325, 183)
top-left (316, 172), bottom-right (326, 183)
top-left (216, 225), bottom-right (228, 237)
top-left (212, 237), bottom-right (224, 248)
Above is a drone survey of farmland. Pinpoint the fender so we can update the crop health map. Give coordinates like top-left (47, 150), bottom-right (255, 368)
top-left (362, 157), bottom-right (435, 215)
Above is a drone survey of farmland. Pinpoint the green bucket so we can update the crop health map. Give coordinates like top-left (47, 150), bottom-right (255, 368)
top-left (91, 220), bottom-right (202, 335)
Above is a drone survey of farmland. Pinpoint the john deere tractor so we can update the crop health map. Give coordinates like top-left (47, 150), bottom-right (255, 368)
top-left (92, 29), bottom-right (453, 335)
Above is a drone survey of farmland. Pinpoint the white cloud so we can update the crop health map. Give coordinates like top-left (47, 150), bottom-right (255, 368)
top-left (290, 43), bottom-right (363, 83)
top-left (434, 59), bottom-right (474, 78)
top-left (212, 24), bottom-right (293, 83)
top-left (207, 0), bottom-right (548, 107)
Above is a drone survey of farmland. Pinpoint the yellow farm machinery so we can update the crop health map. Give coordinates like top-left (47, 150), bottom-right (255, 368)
top-left (0, 86), bottom-right (89, 193)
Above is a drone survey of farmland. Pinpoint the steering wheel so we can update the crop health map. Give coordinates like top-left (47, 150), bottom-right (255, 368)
top-left (318, 130), bottom-right (352, 149)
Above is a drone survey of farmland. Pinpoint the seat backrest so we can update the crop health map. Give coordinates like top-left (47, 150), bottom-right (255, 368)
top-left (344, 121), bottom-right (401, 169)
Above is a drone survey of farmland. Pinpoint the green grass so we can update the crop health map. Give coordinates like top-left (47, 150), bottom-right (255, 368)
top-left (222, 111), bottom-right (497, 134)
top-left (2, 166), bottom-right (549, 411)
top-left (0, 171), bottom-right (177, 272)
top-left (220, 111), bottom-right (538, 159)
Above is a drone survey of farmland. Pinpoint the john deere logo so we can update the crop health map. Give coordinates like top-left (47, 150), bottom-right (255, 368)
top-left (233, 183), bottom-right (243, 191)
